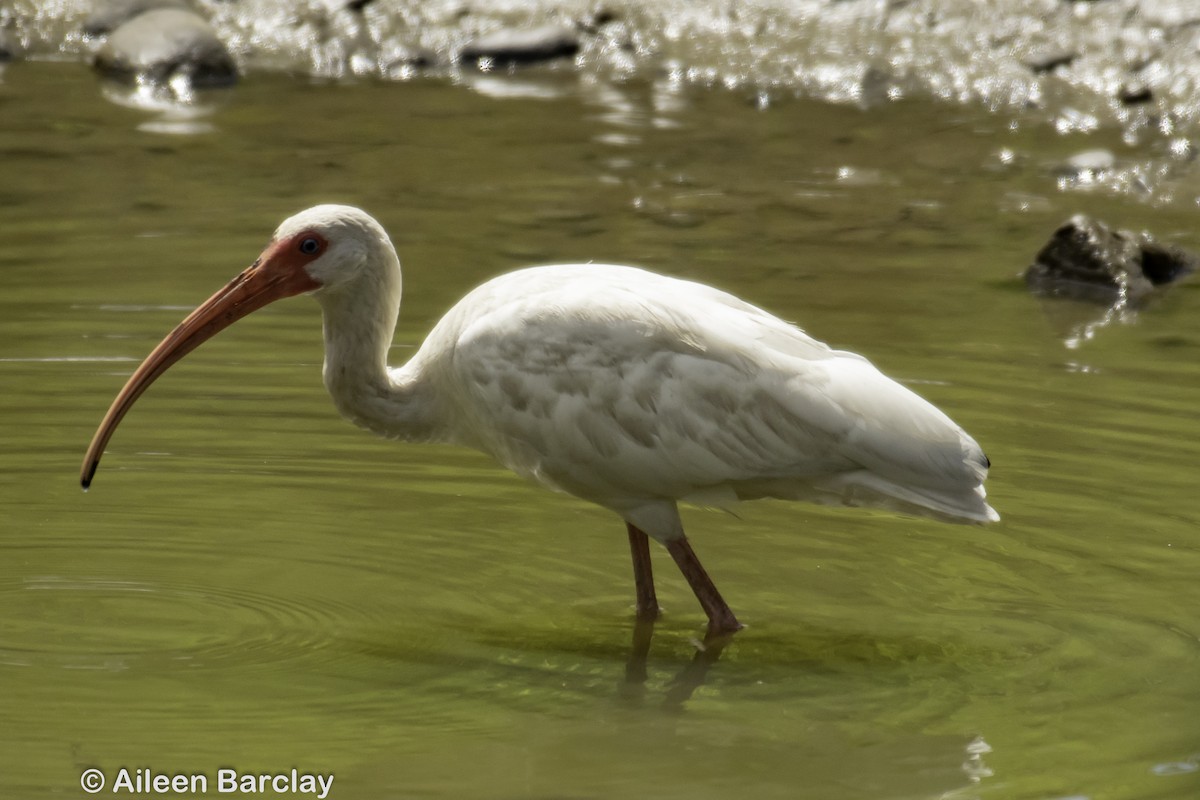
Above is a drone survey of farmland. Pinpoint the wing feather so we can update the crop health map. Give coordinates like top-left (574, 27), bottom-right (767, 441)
top-left (432, 264), bottom-right (994, 523)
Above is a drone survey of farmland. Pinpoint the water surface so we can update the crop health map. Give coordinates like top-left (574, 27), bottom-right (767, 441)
top-left (2, 61), bottom-right (1199, 800)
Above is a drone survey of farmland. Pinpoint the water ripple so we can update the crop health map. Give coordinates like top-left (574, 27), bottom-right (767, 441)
top-left (0, 574), bottom-right (370, 672)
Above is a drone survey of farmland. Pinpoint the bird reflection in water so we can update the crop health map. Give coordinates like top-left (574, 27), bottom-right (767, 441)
top-left (619, 618), bottom-right (734, 710)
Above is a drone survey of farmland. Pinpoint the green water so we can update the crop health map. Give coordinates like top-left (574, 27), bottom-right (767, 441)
top-left (3, 61), bottom-right (1199, 799)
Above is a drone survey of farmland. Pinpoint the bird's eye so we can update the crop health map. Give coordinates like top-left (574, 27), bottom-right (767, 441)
top-left (299, 237), bottom-right (322, 255)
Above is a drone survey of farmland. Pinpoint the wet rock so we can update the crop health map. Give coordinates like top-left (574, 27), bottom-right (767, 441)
top-left (460, 24), bottom-right (580, 67)
top-left (1022, 46), bottom-right (1078, 74)
top-left (8, 0), bottom-right (1200, 171)
top-left (0, 29), bottom-right (17, 61)
top-left (858, 64), bottom-right (894, 108)
top-left (383, 44), bottom-right (438, 76)
top-left (1118, 81), bottom-right (1153, 105)
top-left (578, 6), bottom-right (620, 34)
top-left (83, 0), bottom-right (193, 37)
top-left (92, 8), bottom-right (237, 89)
top-left (1025, 215), bottom-right (1198, 305)
top-left (1057, 148), bottom-right (1116, 176)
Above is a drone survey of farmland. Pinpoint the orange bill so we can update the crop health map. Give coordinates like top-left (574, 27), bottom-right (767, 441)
top-left (81, 240), bottom-right (320, 489)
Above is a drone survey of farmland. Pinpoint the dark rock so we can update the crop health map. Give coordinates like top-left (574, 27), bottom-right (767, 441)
top-left (858, 64), bottom-right (893, 108)
top-left (0, 28), bottom-right (17, 61)
top-left (83, 0), bottom-right (192, 37)
top-left (1023, 47), bottom-right (1078, 74)
top-left (578, 6), bottom-right (619, 34)
top-left (1118, 81), bottom-right (1153, 105)
top-left (385, 45), bottom-right (437, 72)
top-left (460, 24), bottom-right (580, 67)
top-left (1025, 215), bottom-right (1198, 304)
top-left (92, 8), bottom-right (237, 89)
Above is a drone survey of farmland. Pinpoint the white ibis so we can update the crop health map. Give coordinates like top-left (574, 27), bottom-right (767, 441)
top-left (82, 205), bottom-right (998, 636)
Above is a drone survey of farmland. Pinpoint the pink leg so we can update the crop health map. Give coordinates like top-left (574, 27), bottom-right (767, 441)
top-left (665, 535), bottom-right (743, 637)
top-left (626, 523), bottom-right (661, 621)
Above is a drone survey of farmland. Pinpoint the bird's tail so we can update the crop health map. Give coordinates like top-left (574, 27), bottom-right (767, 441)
top-left (817, 470), bottom-right (1000, 524)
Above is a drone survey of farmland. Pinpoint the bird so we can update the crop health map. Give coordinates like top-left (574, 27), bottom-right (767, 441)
top-left (82, 204), bottom-right (998, 637)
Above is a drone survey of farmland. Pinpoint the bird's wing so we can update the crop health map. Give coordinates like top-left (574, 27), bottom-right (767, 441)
top-left (441, 265), bottom-right (990, 522)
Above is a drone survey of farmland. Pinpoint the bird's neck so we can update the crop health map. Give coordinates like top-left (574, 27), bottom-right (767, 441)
top-left (316, 269), bottom-right (441, 443)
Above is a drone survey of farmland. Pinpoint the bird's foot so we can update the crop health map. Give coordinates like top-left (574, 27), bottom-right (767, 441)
top-left (702, 617), bottom-right (744, 646)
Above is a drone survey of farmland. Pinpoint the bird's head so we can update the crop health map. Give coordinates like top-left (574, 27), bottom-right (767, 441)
top-left (269, 204), bottom-right (398, 294)
top-left (80, 204), bottom-right (395, 489)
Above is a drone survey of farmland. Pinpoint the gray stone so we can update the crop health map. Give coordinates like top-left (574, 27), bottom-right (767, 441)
top-left (92, 8), bottom-right (237, 88)
top-left (578, 6), bottom-right (619, 34)
top-left (1022, 46), bottom-right (1078, 74)
top-left (6, 0), bottom-right (1200, 173)
top-left (1118, 81), bottom-right (1153, 105)
top-left (1062, 149), bottom-right (1116, 173)
top-left (461, 24), bottom-right (580, 67)
top-left (83, 0), bottom-right (192, 37)
top-left (384, 45), bottom-right (438, 73)
top-left (0, 29), bottom-right (17, 61)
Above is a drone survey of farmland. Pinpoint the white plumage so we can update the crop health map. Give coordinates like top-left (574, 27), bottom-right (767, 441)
top-left (411, 265), bottom-right (993, 531)
top-left (84, 204), bottom-right (997, 636)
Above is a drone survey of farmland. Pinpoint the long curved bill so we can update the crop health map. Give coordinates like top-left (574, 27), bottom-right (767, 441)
top-left (81, 243), bottom-right (319, 489)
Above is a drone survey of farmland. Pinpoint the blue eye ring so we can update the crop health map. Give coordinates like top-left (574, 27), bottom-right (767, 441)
top-left (299, 237), bottom-right (322, 255)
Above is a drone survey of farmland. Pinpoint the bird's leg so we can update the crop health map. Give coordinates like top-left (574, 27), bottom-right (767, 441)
top-left (626, 523), bottom-right (661, 622)
top-left (665, 535), bottom-right (743, 637)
